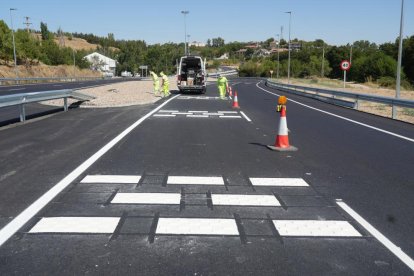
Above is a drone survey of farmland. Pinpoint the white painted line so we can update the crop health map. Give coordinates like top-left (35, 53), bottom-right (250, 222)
top-left (81, 175), bottom-right (141, 184)
top-left (218, 111), bottom-right (238, 114)
top-left (240, 111), bottom-right (252, 122)
top-left (212, 194), bottom-right (280, 206)
top-left (250, 178), bottom-right (309, 187)
top-left (159, 110), bottom-right (179, 113)
top-left (111, 193), bottom-right (181, 204)
top-left (336, 200), bottom-right (414, 271)
top-left (0, 95), bottom-right (180, 247)
top-left (8, 88), bottom-right (25, 91)
top-left (273, 220), bottom-right (361, 237)
top-left (188, 111), bottom-right (208, 113)
top-left (203, 113), bottom-right (224, 116)
top-left (172, 112), bottom-right (194, 115)
top-left (168, 176), bottom-right (224, 185)
top-left (153, 114), bottom-right (176, 117)
top-left (156, 218), bottom-right (238, 235)
top-left (29, 217), bottom-right (120, 233)
top-left (256, 82), bottom-right (414, 143)
top-left (219, 115), bottom-right (242, 119)
top-left (186, 115), bottom-right (209, 118)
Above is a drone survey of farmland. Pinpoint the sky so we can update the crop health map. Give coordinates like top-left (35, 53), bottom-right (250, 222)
top-left (1, 0), bottom-right (413, 46)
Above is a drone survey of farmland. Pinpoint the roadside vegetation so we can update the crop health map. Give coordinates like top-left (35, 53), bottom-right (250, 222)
top-left (0, 19), bottom-right (413, 90)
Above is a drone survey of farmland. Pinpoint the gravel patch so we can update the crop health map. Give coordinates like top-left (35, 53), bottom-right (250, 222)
top-left (41, 78), bottom-right (178, 108)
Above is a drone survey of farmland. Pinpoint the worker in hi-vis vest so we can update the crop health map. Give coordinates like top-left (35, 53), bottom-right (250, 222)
top-left (217, 74), bottom-right (228, 99)
top-left (149, 71), bottom-right (160, 96)
top-left (160, 72), bottom-right (170, 97)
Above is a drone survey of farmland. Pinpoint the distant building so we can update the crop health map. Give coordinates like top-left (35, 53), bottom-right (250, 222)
top-left (245, 43), bottom-right (260, 49)
top-left (84, 52), bottom-right (116, 76)
top-left (253, 48), bottom-right (270, 57)
top-left (189, 41), bottom-right (206, 47)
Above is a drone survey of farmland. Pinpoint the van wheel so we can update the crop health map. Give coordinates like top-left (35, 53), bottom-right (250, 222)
top-left (201, 88), bottom-right (206, 94)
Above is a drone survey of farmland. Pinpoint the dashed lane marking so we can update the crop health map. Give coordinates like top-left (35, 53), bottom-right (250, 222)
top-left (159, 110), bottom-right (179, 113)
top-left (29, 217), bottom-right (120, 234)
top-left (171, 112), bottom-right (194, 115)
top-left (153, 114), bottom-right (176, 117)
top-left (111, 193), bottom-right (181, 204)
top-left (168, 176), bottom-right (225, 185)
top-left (0, 95), bottom-right (180, 247)
top-left (212, 194), bottom-right (280, 206)
top-left (187, 115), bottom-right (209, 118)
top-left (273, 220), bottom-right (362, 237)
top-left (81, 175), bottom-right (141, 184)
top-left (188, 111), bottom-right (208, 113)
top-left (218, 111), bottom-right (238, 114)
top-left (219, 115), bottom-right (242, 119)
top-left (250, 178), bottom-right (309, 187)
top-left (156, 218), bottom-right (239, 235)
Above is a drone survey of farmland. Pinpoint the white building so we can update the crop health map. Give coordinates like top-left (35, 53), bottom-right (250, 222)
top-left (84, 52), bottom-right (116, 76)
top-left (189, 41), bottom-right (206, 47)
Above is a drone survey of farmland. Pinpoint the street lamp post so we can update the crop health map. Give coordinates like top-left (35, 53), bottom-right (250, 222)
top-left (187, 34), bottom-right (191, 55)
top-left (181, 11), bottom-right (189, 55)
top-left (285, 11), bottom-right (292, 84)
top-left (10, 8), bottom-right (18, 80)
top-left (276, 34), bottom-right (280, 79)
top-left (393, 0), bottom-right (404, 119)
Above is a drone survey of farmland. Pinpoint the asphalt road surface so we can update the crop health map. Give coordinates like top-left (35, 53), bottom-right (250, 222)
top-left (0, 79), bottom-right (413, 275)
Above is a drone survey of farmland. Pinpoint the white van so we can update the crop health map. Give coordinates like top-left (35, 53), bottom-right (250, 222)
top-left (177, 55), bottom-right (207, 93)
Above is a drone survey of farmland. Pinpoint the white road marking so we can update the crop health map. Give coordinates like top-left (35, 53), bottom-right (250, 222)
top-left (111, 193), bottom-right (181, 204)
top-left (8, 88), bottom-right (25, 91)
top-left (240, 111), bottom-right (252, 122)
top-left (219, 115), bottom-right (242, 119)
top-left (153, 114), bottom-right (176, 117)
top-left (273, 220), bottom-right (361, 237)
top-left (168, 176), bottom-right (224, 185)
top-left (29, 217), bottom-right (120, 233)
top-left (218, 111), bottom-right (238, 114)
top-left (203, 113), bottom-right (224, 116)
top-left (186, 115), bottom-right (209, 118)
top-left (0, 94), bottom-right (180, 247)
top-left (171, 112), bottom-right (194, 115)
top-left (256, 82), bottom-right (414, 143)
top-left (188, 111), bottom-right (208, 113)
top-left (250, 178), bottom-right (309, 187)
top-left (336, 200), bottom-right (414, 271)
top-left (81, 175), bottom-right (141, 184)
top-left (212, 194), bottom-right (280, 206)
top-left (156, 218), bottom-right (239, 235)
top-left (159, 110), bottom-right (179, 113)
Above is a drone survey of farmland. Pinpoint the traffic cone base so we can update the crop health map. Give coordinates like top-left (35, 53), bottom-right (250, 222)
top-left (267, 145), bottom-right (298, 151)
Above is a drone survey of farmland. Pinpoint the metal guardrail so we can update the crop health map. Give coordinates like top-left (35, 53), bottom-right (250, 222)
top-left (208, 70), bottom-right (239, 78)
top-left (0, 89), bottom-right (94, 122)
top-left (0, 76), bottom-right (104, 85)
top-left (266, 80), bottom-right (414, 119)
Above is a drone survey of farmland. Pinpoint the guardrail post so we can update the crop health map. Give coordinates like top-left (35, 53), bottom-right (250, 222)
top-left (355, 97), bottom-right (359, 110)
top-left (19, 104), bottom-right (26, 122)
top-left (63, 98), bottom-right (68, 112)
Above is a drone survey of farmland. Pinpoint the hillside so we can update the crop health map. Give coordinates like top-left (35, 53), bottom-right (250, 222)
top-left (0, 64), bottom-right (101, 79)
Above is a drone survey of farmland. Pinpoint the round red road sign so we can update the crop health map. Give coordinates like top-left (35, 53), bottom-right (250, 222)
top-left (340, 60), bottom-right (351, 71)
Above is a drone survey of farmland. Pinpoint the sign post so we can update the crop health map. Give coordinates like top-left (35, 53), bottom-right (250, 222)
top-left (270, 70), bottom-right (274, 79)
top-left (340, 60), bottom-right (351, 88)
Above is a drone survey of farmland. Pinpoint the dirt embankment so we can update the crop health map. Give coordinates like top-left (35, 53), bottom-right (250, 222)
top-left (0, 64), bottom-right (101, 79)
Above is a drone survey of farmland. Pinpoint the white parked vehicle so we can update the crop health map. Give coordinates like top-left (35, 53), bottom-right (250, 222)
top-left (121, 71), bottom-right (133, 77)
top-left (177, 55), bottom-right (206, 94)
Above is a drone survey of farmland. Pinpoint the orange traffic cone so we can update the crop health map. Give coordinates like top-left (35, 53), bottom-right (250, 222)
top-left (267, 106), bottom-right (297, 151)
top-left (232, 91), bottom-right (240, 108)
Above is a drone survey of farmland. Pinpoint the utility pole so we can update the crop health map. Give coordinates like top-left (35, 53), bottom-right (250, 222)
top-left (321, 46), bottom-right (325, 77)
top-left (72, 49), bottom-right (76, 78)
top-left (280, 26), bottom-right (284, 41)
top-left (285, 12), bottom-right (292, 84)
top-left (23, 16), bottom-right (32, 33)
top-left (393, 0), bottom-right (404, 119)
top-left (181, 11), bottom-right (189, 55)
top-left (9, 8), bottom-right (18, 80)
top-left (276, 34), bottom-right (280, 79)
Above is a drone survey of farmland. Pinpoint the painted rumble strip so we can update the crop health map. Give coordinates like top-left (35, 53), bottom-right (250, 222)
top-left (111, 193), bottom-right (181, 204)
top-left (156, 218), bottom-right (239, 235)
top-left (273, 220), bottom-right (361, 237)
top-left (167, 176), bottom-right (225, 185)
top-left (336, 200), bottom-right (414, 271)
top-left (81, 175), bottom-right (141, 184)
top-left (212, 194), bottom-right (280, 207)
top-left (0, 95), bottom-right (180, 247)
top-left (29, 217), bottom-right (120, 233)
top-left (256, 82), bottom-right (414, 143)
top-left (250, 178), bottom-right (309, 187)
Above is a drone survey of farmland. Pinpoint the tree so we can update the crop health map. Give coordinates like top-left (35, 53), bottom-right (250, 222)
top-left (0, 20), bottom-right (14, 64)
top-left (402, 35), bottom-right (414, 84)
top-left (40, 22), bottom-right (50, 40)
top-left (206, 39), bottom-right (211, 47)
